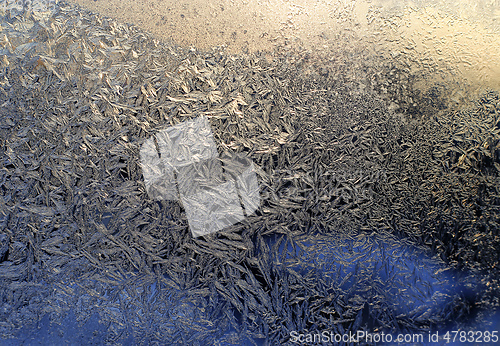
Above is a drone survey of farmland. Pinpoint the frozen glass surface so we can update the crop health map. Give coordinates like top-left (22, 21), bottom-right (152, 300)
top-left (181, 180), bottom-right (246, 238)
top-left (139, 117), bottom-right (261, 237)
top-left (176, 158), bottom-right (225, 198)
top-left (1, 0), bottom-right (499, 345)
top-left (155, 116), bottom-right (218, 169)
top-left (139, 136), bottom-right (177, 201)
top-left (221, 153), bottom-right (261, 216)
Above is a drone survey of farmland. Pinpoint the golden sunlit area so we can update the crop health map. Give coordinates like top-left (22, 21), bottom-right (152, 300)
top-left (1, 0), bottom-right (499, 344)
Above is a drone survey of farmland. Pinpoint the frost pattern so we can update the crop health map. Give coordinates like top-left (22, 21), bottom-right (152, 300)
top-left (0, 1), bottom-right (498, 345)
top-left (140, 116), bottom-right (260, 237)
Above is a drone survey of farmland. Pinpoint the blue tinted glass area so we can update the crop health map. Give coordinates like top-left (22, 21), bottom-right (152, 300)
top-left (0, 0), bottom-right (499, 345)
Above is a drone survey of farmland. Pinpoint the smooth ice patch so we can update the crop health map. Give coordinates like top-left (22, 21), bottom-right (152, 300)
top-left (139, 116), bottom-right (261, 237)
